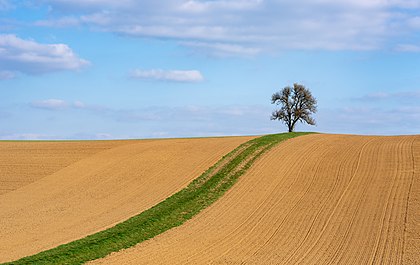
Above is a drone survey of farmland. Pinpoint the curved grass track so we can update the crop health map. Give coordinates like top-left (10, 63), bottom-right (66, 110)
top-left (0, 136), bottom-right (253, 263)
top-left (93, 134), bottom-right (420, 265)
top-left (2, 133), bottom-right (308, 264)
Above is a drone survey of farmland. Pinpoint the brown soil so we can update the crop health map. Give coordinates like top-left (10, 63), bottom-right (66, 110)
top-left (92, 134), bottom-right (420, 265)
top-left (0, 136), bottom-right (253, 262)
top-left (0, 140), bottom-right (131, 195)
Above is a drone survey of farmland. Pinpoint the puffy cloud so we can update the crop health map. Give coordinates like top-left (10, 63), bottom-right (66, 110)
top-left (130, 69), bottom-right (204, 82)
top-left (0, 34), bottom-right (89, 76)
top-left (34, 0), bottom-right (420, 55)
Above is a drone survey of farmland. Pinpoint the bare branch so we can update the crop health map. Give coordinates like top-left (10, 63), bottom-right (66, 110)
top-left (270, 83), bottom-right (317, 132)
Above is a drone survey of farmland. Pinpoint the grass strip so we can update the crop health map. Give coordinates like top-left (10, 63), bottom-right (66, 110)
top-left (4, 132), bottom-right (311, 265)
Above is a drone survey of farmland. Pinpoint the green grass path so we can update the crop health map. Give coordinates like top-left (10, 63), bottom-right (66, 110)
top-left (4, 132), bottom-right (310, 265)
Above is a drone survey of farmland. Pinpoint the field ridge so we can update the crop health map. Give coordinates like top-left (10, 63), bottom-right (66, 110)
top-left (3, 133), bottom-right (308, 264)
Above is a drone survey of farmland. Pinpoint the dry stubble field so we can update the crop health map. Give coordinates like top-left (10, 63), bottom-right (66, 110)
top-left (0, 136), bottom-right (254, 262)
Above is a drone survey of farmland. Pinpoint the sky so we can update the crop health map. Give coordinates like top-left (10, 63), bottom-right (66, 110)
top-left (1, 0), bottom-right (420, 140)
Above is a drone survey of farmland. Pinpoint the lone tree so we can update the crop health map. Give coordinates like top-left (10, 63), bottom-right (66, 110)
top-left (271, 83), bottom-right (317, 132)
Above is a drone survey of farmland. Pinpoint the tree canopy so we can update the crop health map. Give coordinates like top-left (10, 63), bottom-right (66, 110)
top-left (271, 83), bottom-right (317, 132)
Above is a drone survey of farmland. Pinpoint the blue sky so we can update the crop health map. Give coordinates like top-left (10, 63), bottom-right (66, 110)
top-left (1, 0), bottom-right (420, 139)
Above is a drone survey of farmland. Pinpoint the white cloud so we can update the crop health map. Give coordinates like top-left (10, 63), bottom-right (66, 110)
top-left (34, 0), bottom-right (420, 55)
top-left (31, 99), bottom-right (68, 110)
top-left (0, 34), bottom-right (90, 75)
top-left (130, 69), bottom-right (204, 82)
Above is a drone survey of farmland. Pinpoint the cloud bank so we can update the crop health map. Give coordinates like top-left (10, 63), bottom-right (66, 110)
top-left (15, 93), bottom-right (420, 139)
top-left (33, 0), bottom-right (420, 55)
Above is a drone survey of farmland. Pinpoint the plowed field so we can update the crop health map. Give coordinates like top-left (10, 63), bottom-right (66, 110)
top-left (93, 134), bottom-right (420, 264)
top-left (0, 140), bottom-right (131, 195)
top-left (0, 136), bottom-right (253, 263)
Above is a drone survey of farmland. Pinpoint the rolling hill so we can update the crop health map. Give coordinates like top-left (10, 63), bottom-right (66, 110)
top-left (0, 136), bottom-right (254, 262)
top-left (92, 134), bottom-right (419, 264)
top-left (1, 134), bottom-right (419, 264)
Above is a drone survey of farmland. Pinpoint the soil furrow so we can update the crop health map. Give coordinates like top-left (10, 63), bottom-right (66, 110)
top-left (92, 134), bottom-right (420, 265)
top-left (0, 137), bottom-right (253, 263)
